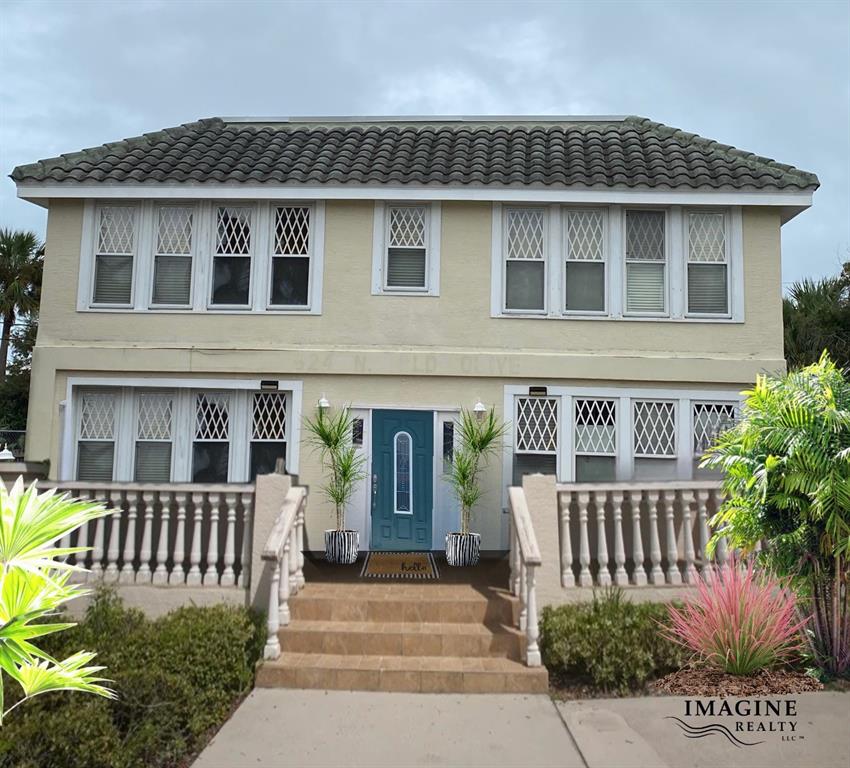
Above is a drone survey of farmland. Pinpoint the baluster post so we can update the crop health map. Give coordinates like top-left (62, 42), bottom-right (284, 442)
top-left (525, 564), bottom-right (541, 667)
top-left (647, 490), bottom-right (664, 584)
top-left (696, 489), bottom-right (711, 572)
top-left (104, 490), bottom-right (122, 581)
top-left (263, 559), bottom-right (281, 660)
top-left (239, 492), bottom-right (253, 588)
top-left (612, 491), bottom-right (628, 585)
top-left (186, 492), bottom-right (204, 586)
top-left (119, 491), bottom-right (138, 584)
top-left (629, 491), bottom-right (648, 586)
top-left (171, 492), bottom-right (188, 585)
top-left (137, 491), bottom-right (155, 582)
top-left (89, 492), bottom-right (107, 579)
top-left (595, 492), bottom-right (611, 586)
top-left (682, 490), bottom-right (698, 583)
top-left (295, 499), bottom-right (305, 590)
top-left (509, 523), bottom-right (519, 595)
top-left (279, 535), bottom-right (291, 626)
top-left (560, 492), bottom-right (575, 587)
top-left (577, 491), bottom-right (592, 586)
top-left (153, 491), bottom-right (172, 585)
top-left (663, 491), bottom-right (682, 585)
top-left (220, 492), bottom-right (237, 587)
top-left (204, 492), bottom-right (221, 586)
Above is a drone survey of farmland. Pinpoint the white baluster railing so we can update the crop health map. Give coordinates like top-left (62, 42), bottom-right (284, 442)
top-left (43, 482), bottom-right (255, 589)
top-left (262, 486), bottom-right (307, 660)
top-left (553, 481), bottom-right (726, 588)
top-left (507, 487), bottom-right (542, 668)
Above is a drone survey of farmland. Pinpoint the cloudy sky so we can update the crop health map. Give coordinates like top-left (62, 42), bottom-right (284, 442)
top-left (1, 0), bottom-right (847, 285)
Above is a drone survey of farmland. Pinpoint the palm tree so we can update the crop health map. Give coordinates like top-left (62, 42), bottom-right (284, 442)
top-left (0, 229), bottom-right (43, 381)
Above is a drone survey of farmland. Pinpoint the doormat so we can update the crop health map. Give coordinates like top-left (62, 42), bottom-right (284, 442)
top-left (360, 551), bottom-right (439, 580)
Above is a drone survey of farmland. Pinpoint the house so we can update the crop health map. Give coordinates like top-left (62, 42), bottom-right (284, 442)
top-left (10, 115), bottom-right (818, 690)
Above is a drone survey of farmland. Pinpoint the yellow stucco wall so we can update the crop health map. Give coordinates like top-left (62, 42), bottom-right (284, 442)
top-left (26, 198), bottom-right (787, 547)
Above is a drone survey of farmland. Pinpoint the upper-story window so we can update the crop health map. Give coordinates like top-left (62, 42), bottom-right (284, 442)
top-left (212, 206), bottom-right (253, 307)
top-left (564, 209), bottom-right (606, 313)
top-left (152, 206), bottom-right (193, 307)
top-left (93, 205), bottom-right (136, 306)
top-left (687, 212), bottom-right (729, 316)
top-left (270, 206), bottom-right (311, 307)
top-left (371, 202), bottom-right (440, 296)
top-left (504, 207), bottom-right (546, 312)
top-left (624, 210), bottom-right (667, 315)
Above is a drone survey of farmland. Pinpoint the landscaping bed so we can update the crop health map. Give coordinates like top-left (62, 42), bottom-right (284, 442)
top-left (652, 666), bottom-right (823, 697)
top-left (0, 589), bottom-right (265, 768)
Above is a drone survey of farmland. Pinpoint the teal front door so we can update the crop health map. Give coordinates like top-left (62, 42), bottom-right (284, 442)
top-left (371, 410), bottom-right (433, 551)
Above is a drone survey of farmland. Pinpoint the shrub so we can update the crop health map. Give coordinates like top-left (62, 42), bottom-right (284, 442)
top-left (664, 559), bottom-right (806, 675)
top-left (0, 589), bottom-right (265, 768)
top-left (540, 588), bottom-right (683, 694)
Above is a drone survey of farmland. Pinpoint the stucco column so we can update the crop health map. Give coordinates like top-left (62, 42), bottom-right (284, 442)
top-left (249, 472), bottom-right (292, 609)
top-left (521, 474), bottom-right (563, 608)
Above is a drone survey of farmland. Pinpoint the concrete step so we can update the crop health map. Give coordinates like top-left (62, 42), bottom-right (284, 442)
top-left (256, 653), bottom-right (549, 694)
top-left (279, 619), bottom-right (523, 659)
top-left (288, 584), bottom-right (515, 625)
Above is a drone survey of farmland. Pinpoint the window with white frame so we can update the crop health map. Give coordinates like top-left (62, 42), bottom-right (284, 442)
top-left (92, 205), bottom-right (136, 305)
top-left (134, 392), bottom-right (174, 482)
top-left (693, 401), bottom-right (736, 454)
top-left (192, 393), bottom-right (231, 482)
top-left (386, 205), bottom-right (428, 290)
top-left (152, 206), bottom-right (193, 306)
top-left (270, 206), bottom-right (311, 307)
top-left (513, 395), bottom-right (558, 483)
top-left (687, 212), bottom-right (729, 315)
top-left (76, 391), bottom-right (117, 481)
top-left (504, 208), bottom-right (546, 311)
top-left (625, 210), bottom-right (667, 314)
top-left (632, 399), bottom-right (676, 480)
top-left (564, 210), bottom-right (606, 313)
top-left (211, 206), bottom-right (252, 306)
top-left (250, 392), bottom-right (287, 478)
top-left (574, 398), bottom-right (616, 481)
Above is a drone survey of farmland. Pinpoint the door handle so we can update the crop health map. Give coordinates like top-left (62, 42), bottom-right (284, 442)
top-left (372, 473), bottom-right (378, 496)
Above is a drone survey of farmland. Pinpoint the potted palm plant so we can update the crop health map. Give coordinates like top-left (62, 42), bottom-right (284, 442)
top-left (445, 406), bottom-right (509, 567)
top-left (305, 404), bottom-right (366, 564)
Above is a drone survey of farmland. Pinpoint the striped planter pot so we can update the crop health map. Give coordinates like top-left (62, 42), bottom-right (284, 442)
top-left (324, 530), bottom-right (359, 564)
top-left (445, 532), bottom-right (481, 567)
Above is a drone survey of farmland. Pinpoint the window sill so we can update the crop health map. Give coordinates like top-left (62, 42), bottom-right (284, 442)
top-left (78, 307), bottom-right (322, 316)
top-left (493, 312), bottom-right (743, 323)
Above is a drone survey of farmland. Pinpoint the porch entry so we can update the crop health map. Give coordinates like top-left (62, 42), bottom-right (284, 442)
top-left (370, 409), bottom-right (433, 551)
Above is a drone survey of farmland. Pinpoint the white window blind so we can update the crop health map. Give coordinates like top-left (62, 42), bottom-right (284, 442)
top-left (633, 400), bottom-right (677, 457)
top-left (211, 206), bottom-right (252, 306)
top-left (270, 206), bottom-right (311, 306)
top-left (515, 396), bottom-right (558, 453)
top-left (687, 212), bottom-right (728, 315)
top-left (564, 210), bottom-right (605, 312)
top-left (625, 210), bottom-right (666, 314)
top-left (152, 206), bottom-right (193, 306)
top-left (386, 205), bottom-right (427, 288)
top-left (250, 392), bottom-right (287, 478)
top-left (505, 208), bottom-right (545, 311)
top-left (93, 206), bottom-right (135, 305)
top-left (77, 391), bottom-right (116, 481)
top-left (134, 392), bottom-right (173, 482)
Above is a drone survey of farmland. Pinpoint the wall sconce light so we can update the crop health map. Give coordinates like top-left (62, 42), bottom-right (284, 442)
top-left (0, 444), bottom-right (15, 462)
top-left (318, 395), bottom-right (330, 412)
top-left (473, 400), bottom-right (487, 421)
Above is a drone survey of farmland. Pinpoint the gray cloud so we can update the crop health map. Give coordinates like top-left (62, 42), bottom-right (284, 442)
top-left (1, 0), bottom-right (847, 284)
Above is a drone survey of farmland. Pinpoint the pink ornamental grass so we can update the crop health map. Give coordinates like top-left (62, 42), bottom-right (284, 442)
top-left (665, 559), bottom-right (807, 676)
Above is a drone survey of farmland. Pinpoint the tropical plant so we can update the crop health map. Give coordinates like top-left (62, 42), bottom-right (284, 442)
top-left (446, 407), bottom-right (509, 534)
top-left (783, 262), bottom-right (850, 370)
top-left (304, 406), bottom-right (366, 531)
top-left (664, 559), bottom-right (806, 675)
top-left (0, 229), bottom-right (43, 382)
top-left (0, 478), bottom-right (114, 722)
top-left (702, 353), bottom-right (850, 676)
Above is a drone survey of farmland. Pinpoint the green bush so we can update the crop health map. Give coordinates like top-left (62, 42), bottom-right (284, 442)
top-left (0, 589), bottom-right (265, 768)
top-left (540, 588), bottom-right (683, 694)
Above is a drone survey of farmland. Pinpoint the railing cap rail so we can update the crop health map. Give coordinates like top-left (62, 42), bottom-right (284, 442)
top-left (42, 481), bottom-right (256, 493)
top-left (507, 486), bottom-right (542, 566)
top-left (262, 486), bottom-right (306, 561)
top-left (556, 480), bottom-right (722, 493)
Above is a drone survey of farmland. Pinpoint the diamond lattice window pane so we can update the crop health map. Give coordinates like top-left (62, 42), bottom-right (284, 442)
top-left (252, 392), bottom-right (287, 440)
top-left (566, 210), bottom-right (604, 261)
top-left (688, 213), bottom-right (726, 263)
top-left (274, 207), bottom-right (310, 255)
top-left (157, 206), bottom-right (193, 255)
top-left (693, 402), bottom-right (737, 453)
top-left (626, 211), bottom-right (665, 261)
top-left (216, 207), bottom-right (252, 255)
top-left (137, 393), bottom-right (173, 441)
top-left (79, 392), bottom-right (116, 440)
top-left (506, 209), bottom-right (545, 260)
top-left (389, 206), bottom-right (426, 248)
top-left (515, 397), bottom-right (558, 453)
top-left (195, 393), bottom-right (230, 440)
top-left (97, 206), bottom-right (135, 255)
top-left (633, 400), bottom-right (677, 457)
top-left (574, 399), bottom-right (616, 454)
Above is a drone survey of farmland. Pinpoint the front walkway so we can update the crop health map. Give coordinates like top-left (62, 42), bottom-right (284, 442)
top-left (193, 689), bottom-right (848, 768)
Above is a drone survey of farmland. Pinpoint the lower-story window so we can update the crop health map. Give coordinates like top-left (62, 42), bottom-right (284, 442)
top-left (574, 398), bottom-right (616, 482)
top-left (72, 385), bottom-right (291, 483)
